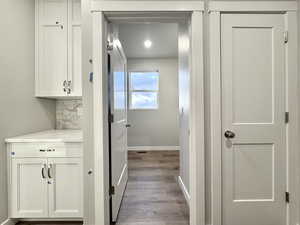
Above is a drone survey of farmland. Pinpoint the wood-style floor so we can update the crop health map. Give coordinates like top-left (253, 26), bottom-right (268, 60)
top-left (17, 223), bottom-right (82, 225)
top-left (17, 151), bottom-right (189, 225)
top-left (116, 151), bottom-right (189, 225)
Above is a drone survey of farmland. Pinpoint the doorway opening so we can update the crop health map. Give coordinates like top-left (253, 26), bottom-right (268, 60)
top-left (107, 21), bottom-right (191, 225)
top-left (88, 6), bottom-right (205, 225)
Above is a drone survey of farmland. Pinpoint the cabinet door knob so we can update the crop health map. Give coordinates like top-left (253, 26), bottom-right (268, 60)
top-left (224, 130), bottom-right (235, 139)
top-left (63, 80), bottom-right (67, 92)
top-left (48, 164), bottom-right (53, 178)
top-left (41, 164), bottom-right (47, 179)
top-left (67, 81), bottom-right (72, 94)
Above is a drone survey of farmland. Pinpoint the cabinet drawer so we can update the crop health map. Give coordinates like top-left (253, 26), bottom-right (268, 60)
top-left (9, 143), bottom-right (82, 158)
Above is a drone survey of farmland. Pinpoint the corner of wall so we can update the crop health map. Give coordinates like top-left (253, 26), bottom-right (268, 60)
top-left (0, 219), bottom-right (16, 225)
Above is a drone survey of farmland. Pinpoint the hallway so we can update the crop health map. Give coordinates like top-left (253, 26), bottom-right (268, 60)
top-left (116, 151), bottom-right (189, 225)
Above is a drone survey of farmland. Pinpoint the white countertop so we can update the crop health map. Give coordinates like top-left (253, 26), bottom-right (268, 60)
top-left (5, 129), bottom-right (83, 143)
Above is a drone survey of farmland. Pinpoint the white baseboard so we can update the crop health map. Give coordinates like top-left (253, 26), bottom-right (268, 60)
top-left (19, 218), bottom-right (82, 222)
top-left (1, 219), bottom-right (16, 225)
top-left (128, 146), bottom-right (180, 151)
top-left (178, 176), bottom-right (190, 206)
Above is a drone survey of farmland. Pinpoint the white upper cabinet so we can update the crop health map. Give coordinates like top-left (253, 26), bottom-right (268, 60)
top-left (36, 0), bottom-right (82, 98)
top-left (68, 0), bottom-right (82, 97)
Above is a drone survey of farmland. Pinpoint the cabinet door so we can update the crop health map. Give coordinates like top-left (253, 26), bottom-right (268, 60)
top-left (48, 158), bottom-right (83, 218)
top-left (36, 0), bottom-right (68, 97)
top-left (67, 0), bottom-right (82, 97)
top-left (11, 158), bottom-right (48, 218)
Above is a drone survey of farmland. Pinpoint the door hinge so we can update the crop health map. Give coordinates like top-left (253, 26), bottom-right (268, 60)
top-left (284, 31), bottom-right (288, 43)
top-left (110, 186), bottom-right (115, 195)
top-left (109, 113), bottom-right (114, 123)
top-left (89, 72), bottom-right (93, 82)
top-left (285, 112), bottom-right (289, 123)
top-left (107, 41), bottom-right (113, 51)
top-left (286, 192), bottom-right (290, 203)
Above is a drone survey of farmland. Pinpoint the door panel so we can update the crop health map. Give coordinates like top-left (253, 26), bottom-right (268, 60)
top-left (221, 14), bottom-right (286, 225)
top-left (109, 31), bottom-right (128, 222)
top-left (48, 158), bottom-right (83, 218)
top-left (11, 158), bottom-right (48, 218)
top-left (231, 27), bottom-right (273, 124)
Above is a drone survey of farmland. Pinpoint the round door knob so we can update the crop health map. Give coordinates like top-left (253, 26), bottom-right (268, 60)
top-left (224, 130), bottom-right (235, 139)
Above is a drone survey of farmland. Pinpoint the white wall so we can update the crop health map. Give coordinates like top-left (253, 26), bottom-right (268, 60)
top-left (298, 1), bottom-right (300, 224)
top-left (178, 23), bottom-right (191, 193)
top-left (0, 0), bottom-right (56, 223)
top-left (127, 58), bottom-right (179, 147)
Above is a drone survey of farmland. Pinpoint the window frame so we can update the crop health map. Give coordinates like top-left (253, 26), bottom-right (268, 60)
top-left (128, 70), bottom-right (160, 110)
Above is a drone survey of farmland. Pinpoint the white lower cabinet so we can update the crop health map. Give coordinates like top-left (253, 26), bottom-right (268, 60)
top-left (48, 158), bottom-right (83, 218)
top-left (8, 143), bottom-right (83, 219)
top-left (11, 158), bottom-right (48, 218)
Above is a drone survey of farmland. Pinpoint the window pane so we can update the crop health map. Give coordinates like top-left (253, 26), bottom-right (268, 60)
top-left (114, 71), bottom-right (125, 109)
top-left (131, 92), bottom-right (158, 109)
top-left (131, 72), bottom-right (159, 91)
top-left (114, 71), bottom-right (125, 91)
top-left (115, 92), bottom-right (125, 109)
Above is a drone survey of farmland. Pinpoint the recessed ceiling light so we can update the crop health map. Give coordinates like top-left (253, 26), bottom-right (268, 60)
top-left (144, 40), bottom-right (152, 48)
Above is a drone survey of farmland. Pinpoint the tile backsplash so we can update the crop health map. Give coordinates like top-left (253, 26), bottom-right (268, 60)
top-left (56, 100), bottom-right (83, 129)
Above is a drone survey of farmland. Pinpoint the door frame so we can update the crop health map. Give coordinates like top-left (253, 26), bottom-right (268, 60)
top-left (84, 1), bottom-right (205, 225)
top-left (209, 2), bottom-right (299, 225)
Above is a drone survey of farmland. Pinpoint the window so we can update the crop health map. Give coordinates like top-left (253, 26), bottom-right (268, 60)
top-left (114, 71), bottom-right (126, 110)
top-left (129, 71), bottom-right (159, 109)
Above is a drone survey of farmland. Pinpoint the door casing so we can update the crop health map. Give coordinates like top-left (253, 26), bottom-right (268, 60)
top-left (209, 2), bottom-right (299, 225)
top-left (83, 1), bottom-right (205, 225)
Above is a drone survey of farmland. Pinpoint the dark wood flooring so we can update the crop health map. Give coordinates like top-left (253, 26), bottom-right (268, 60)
top-left (17, 151), bottom-right (189, 225)
top-left (116, 151), bottom-right (189, 225)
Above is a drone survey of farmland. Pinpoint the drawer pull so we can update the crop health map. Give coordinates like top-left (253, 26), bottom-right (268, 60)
top-left (48, 164), bottom-right (53, 178)
top-left (39, 149), bottom-right (46, 152)
top-left (41, 164), bottom-right (47, 179)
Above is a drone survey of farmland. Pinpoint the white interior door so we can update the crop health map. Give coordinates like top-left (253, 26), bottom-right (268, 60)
top-left (48, 158), bottom-right (83, 218)
top-left (221, 14), bottom-right (286, 225)
top-left (109, 30), bottom-right (128, 222)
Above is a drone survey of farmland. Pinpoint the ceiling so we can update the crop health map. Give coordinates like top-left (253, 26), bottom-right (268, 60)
top-left (118, 23), bottom-right (178, 59)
